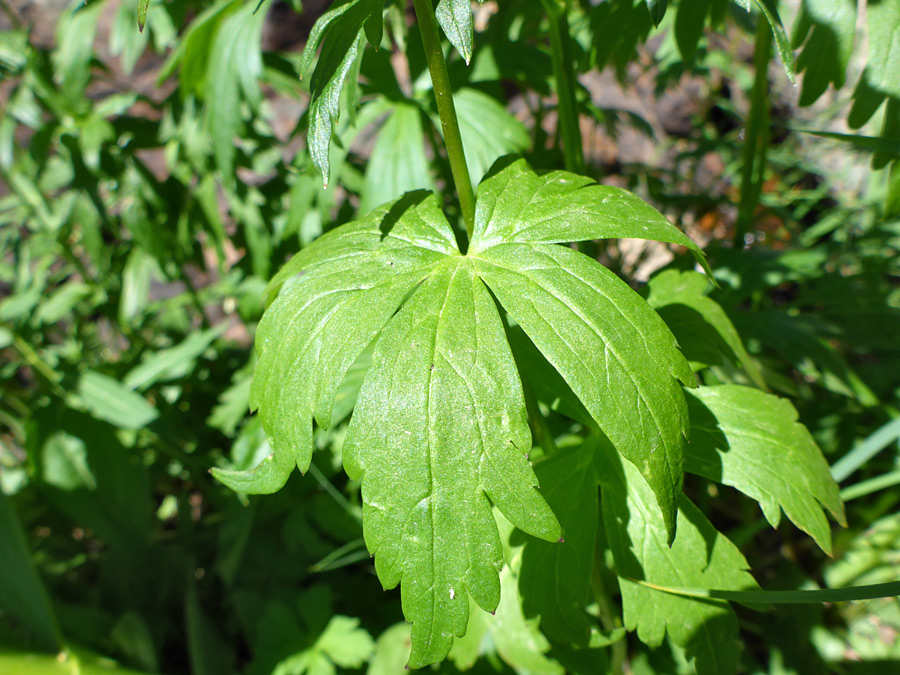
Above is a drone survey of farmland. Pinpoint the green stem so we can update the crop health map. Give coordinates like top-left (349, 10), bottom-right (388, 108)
top-left (544, 0), bottom-right (584, 173)
top-left (412, 0), bottom-right (476, 240)
top-left (735, 17), bottom-right (772, 247)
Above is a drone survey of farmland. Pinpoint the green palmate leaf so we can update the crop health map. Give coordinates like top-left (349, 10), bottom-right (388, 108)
top-left (469, 161), bottom-right (700, 539)
top-left (647, 269), bottom-right (766, 388)
top-left (684, 385), bottom-right (846, 554)
top-left (301, 0), bottom-right (384, 184)
top-left (229, 157), bottom-right (703, 663)
top-left (137, 0), bottom-right (150, 32)
top-left (212, 193), bottom-right (456, 494)
top-left (436, 0), bottom-right (482, 65)
top-left (472, 243), bottom-right (693, 539)
top-left (519, 441), bottom-right (598, 645)
top-left (598, 438), bottom-right (759, 675)
top-left (344, 262), bottom-right (560, 667)
top-left (469, 158), bottom-right (708, 273)
top-left (792, 0), bottom-right (855, 104)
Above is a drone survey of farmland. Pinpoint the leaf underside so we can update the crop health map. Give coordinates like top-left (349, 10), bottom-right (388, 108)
top-left (216, 158), bottom-right (702, 666)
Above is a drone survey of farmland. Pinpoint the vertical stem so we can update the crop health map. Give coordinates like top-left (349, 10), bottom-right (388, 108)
top-left (412, 0), bottom-right (476, 240)
top-left (544, 0), bottom-right (584, 173)
top-left (735, 17), bottom-right (772, 247)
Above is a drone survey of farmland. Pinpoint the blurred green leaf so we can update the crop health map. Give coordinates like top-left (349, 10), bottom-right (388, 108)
top-left (0, 492), bottom-right (61, 652)
top-left (123, 324), bottom-right (227, 392)
top-left (360, 101), bottom-right (435, 212)
top-left (207, 1), bottom-right (267, 178)
top-left (453, 88), bottom-right (530, 187)
top-left (76, 371), bottom-right (158, 430)
top-left (138, 0), bottom-right (150, 32)
top-left (848, 0), bottom-right (900, 127)
top-left (645, 0), bottom-right (668, 27)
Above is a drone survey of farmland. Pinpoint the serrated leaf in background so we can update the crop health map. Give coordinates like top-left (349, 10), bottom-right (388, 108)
top-left (301, 0), bottom-right (384, 183)
top-left (482, 514), bottom-right (565, 675)
top-left (368, 624), bottom-right (411, 675)
top-left (848, 0), bottom-right (900, 129)
top-left (792, 0), bottom-right (856, 105)
top-left (519, 441), bottom-right (598, 645)
top-left (647, 269), bottom-right (766, 388)
top-left (684, 385), bottom-right (846, 555)
top-left (598, 438), bottom-right (758, 675)
top-left (344, 263), bottom-right (560, 667)
top-left (360, 102), bottom-right (436, 212)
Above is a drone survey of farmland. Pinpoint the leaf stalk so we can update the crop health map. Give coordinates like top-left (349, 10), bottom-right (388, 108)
top-left (412, 0), bottom-right (477, 240)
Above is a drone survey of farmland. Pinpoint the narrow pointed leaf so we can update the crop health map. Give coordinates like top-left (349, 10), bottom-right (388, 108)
top-left (301, 0), bottom-right (384, 183)
top-left (599, 440), bottom-right (758, 675)
top-left (684, 385), bottom-right (846, 554)
top-left (469, 158), bottom-right (709, 275)
top-left (436, 0), bottom-right (476, 64)
top-left (753, 0), bottom-right (796, 84)
top-left (644, 0), bottom-right (668, 27)
top-left (212, 194), bottom-right (457, 494)
top-left (137, 0), bottom-right (150, 32)
top-left (344, 262), bottom-right (560, 668)
top-left (474, 242), bottom-right (694, 540)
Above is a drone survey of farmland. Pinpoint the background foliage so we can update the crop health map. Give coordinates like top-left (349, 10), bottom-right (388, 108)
top-left (1, 0), bottom-right (899, 674)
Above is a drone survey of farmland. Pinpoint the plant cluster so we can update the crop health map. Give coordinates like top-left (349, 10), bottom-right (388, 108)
top-left (1, 1), bottom-right (899, 674)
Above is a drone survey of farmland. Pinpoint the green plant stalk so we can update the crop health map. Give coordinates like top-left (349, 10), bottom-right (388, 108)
top-left (412, 0), bottom-right (476, 240)
top-left (735, 17), bottom-right (772, 247)
top-left (840, 470), bottom-right (900, 501)
top-left (543, 0), bottom-right (584, 173)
